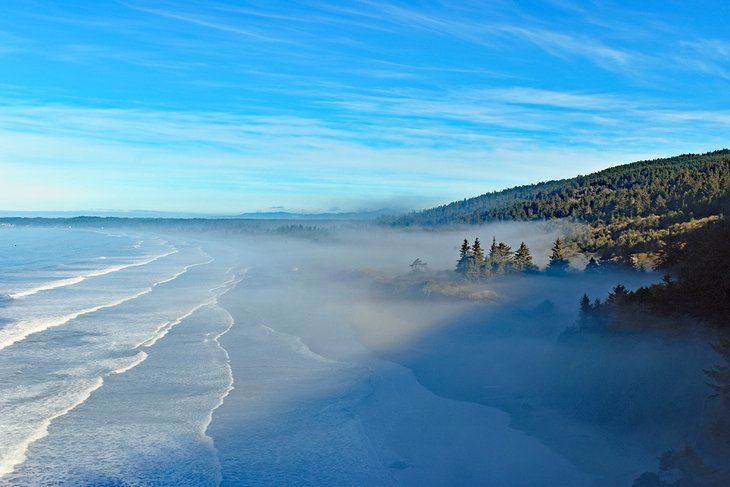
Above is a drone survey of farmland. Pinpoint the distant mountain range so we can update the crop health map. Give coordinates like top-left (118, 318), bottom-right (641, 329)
top-left (235, 209), bottom-right (400, 221)
top-left (0, 208), bottom-right (403, 221)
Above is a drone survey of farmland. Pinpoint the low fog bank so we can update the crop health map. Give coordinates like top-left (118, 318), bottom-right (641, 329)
top-left (194, 220), bottom-right (723, 485)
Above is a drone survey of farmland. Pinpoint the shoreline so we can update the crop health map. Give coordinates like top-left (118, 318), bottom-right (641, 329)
top-left (346, 294), bottom-right (692, 487)
top-left (209, 268), bottom-right (591, 485)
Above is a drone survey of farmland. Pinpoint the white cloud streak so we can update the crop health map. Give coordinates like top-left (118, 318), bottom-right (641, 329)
top-left (1, 2), bottom-right (728, 212)
top-left (0, 90), bottom-right (725, 212)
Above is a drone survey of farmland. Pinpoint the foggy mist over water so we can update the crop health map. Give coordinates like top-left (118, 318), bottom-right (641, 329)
top-left (0, 221), bottom-right (720, 486)
top-left (2, 0), bottom-right (728, 484)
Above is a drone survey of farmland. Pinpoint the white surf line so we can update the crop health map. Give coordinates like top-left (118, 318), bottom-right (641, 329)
top-left (130, 263), bottom-right (244, 486)
top-left (201, 266), bottom-right (246, 486)
top-left (137, 300), bottom-right (217, 349)
top-left (0, 254), bottom-right (210, 353)
top-left (1, 260), bottom-right (241, 480)
top-left (201, 307), bottom-right (235, 486)
top-left (136, 263), bottom-right (241, 349)
top-left (152, 253), bottom-right (215, 290)
top-left (0, 350), bottom-right (151, 479)
top-left (0, 290), bottom-right (152, 353)
top-left (0, 377), bottom-right (105, 478)
top-left (258, 324), bottom-right (337, 364)
top-left (9, 248), bottom-right (179, 299)
top-left (108, 351), bottom-right (148, 376)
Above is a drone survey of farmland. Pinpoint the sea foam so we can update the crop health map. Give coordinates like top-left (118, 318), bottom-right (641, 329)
top-left (8, 249), bottom-right (178, 299)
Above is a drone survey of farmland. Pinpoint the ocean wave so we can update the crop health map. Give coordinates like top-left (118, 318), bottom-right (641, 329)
top-left (258, 324), bottom-right (336, 364)
top-left (0, 254), bottom-right (243, 481)
top-left (0, 377), bottom-right (105, 478)
top-left (137, 264), bottom-right (240, 349)
top-left (108, 351), bottom-right (148, 376)
top-left (137, 300), bottom-right (216, 348)
top-left (8, 249), bottom-right (179, 299)
top-left (0, 289), bottom-right (153, 352)
top-left (199, 267), bottom-right (244, 485)
top-left (0, 351), bottom-right (151, 480)
top-left (201, 306), bottom-right (236, 486)
top-left (0, 254), bottom-right (212, 353)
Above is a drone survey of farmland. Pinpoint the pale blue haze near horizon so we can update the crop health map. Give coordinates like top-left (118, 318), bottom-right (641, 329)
top-left (0, 0), bottom-right (728, 214)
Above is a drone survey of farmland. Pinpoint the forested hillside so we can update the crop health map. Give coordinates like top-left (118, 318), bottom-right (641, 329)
top-left (391, 150), bottom-right (730, 226)
top-left (389, 150), bottom-right (730, 264)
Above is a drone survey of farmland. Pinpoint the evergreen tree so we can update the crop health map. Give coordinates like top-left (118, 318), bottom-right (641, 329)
top-left (493, 242), bottom-right (513, 273)
top-left (585, 256), bottom-right (600, 274)
top-left (633, 446), bottom-right (714, 487)
top-left (513, 242), bottom-right (536, 271)
top-left (605, 283), bottom-right (630, 305)
top-left (389, 150), bottom-right (730, 245)
top-left (459, 238), bottom-right (471, 258)
top-left (465, 238), bottom-right (484, 280)
top-left (705, 335), bottom-right (730, 409)
top-left (456, 239), bottom-right (471, 275)
top-left (489, 236), bottom-right (497, 261)
top-left (579, 294), bottom-right (592, 313)
top-left (547, 238), bottom-right (570, 272)
top-left (496, 242), bottom-right (512, 260)
top-left (472, 237), bottom-right (488, 278)
top-left (577, 294), bottom-right (597, 330)
top-left (472, 238), bottom-right (485, 265)
top-left (465, 258), bottom-right (481, 281)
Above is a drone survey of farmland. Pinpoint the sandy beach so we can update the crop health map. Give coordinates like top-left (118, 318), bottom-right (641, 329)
top-left (208, 263), bottom-right (591, 486)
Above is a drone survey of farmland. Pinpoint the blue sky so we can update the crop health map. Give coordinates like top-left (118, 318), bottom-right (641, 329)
top-left (1, 0), bottom-right (729, 213)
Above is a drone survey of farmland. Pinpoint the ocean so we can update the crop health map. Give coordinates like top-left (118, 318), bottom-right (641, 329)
top-left (0, 224), bottom-right (595, 486)
top-left (0, 227), bottom-right (240, 485)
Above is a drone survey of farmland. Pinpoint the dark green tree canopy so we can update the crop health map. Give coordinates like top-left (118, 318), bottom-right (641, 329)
top-left (459, 239), bottom-right (471, 258)
top-left (472, 238), bottom-right (485, 263)
top-left (513, 241), bottom-right (536, 271)
top-left (389, 150), bottom-right (730, 227)
top-left (547, 238), bottom-right (570, 272)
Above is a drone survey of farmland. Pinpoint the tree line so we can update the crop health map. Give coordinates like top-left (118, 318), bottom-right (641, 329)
top-left (387, 150), bottom-right (730, 265)
top-left (575, 218), bottom-right (730, 331)
top-left (389, 150), bottom-right (730, 227)
top-left (570, 218), bottom-right (730, 486)
top-left (454, 236), bottom-right (570, 279)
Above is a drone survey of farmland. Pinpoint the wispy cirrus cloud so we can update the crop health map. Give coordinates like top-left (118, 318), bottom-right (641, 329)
top-left (0, 1), bottom-right (728, 212)
top-left (116, 1), bottom-right (292, 44)
top-left (15, 0), bottom-right (727, 90)
top-left (492, 25), bottom-right (636, 70)
top-left (676, 39), bottom-right (730, 79)
top-left (0, 84), bottom-right (725, 212)
top-left (302, 0), bottom-right (641, 73)
top-left (110, 0), bottom-right (639, 76)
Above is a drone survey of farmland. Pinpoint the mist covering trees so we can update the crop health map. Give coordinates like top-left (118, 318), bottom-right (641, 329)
top-left (455, 236), bottom-right (544, 279)
top-left (456, 239), bottom-right (471, 275)
top-left (396, 150), bottom-right (730, 484)
top-left (567, 218), bottom-right (730, 484)
top-left (513, 242), bottom-right (537, 272)
top-left (578, 219), bottom-right (730, 330)
top-left (547, 238), bottom-right (570, 273)
top-left (387, 150), bottom-right (730, 267)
